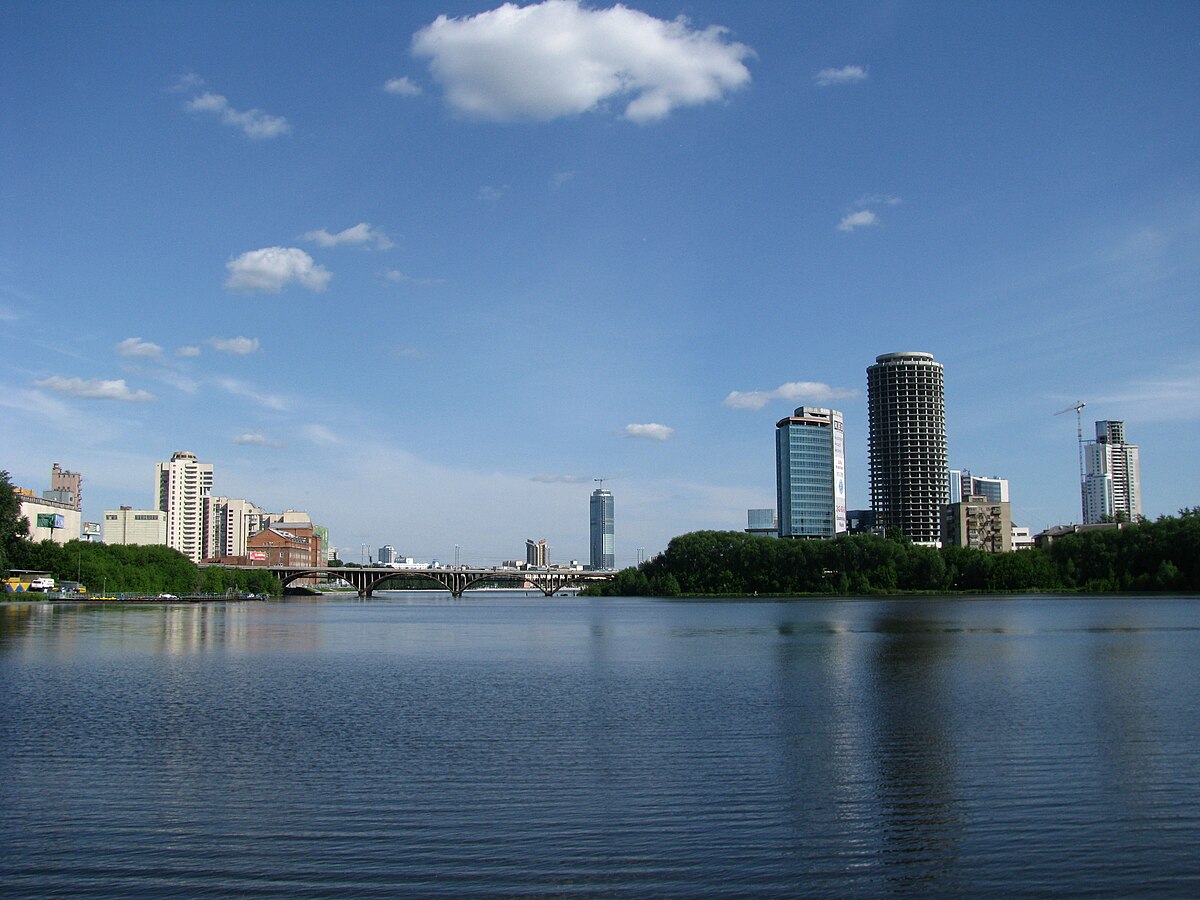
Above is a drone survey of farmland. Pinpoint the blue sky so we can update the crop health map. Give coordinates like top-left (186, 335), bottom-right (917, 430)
top-left (2, 0), bottom-right (1198, 566)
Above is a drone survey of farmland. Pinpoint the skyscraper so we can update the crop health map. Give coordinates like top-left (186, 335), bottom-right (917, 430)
top-left (155, 451), bottom-right (214, 563)
top-left (1083, 420), bottom-right (1141, 523)
top-left (867, 351), bottom-right (948, 545)
top-left (775, 406), bottom-right (847, 538)
top-left (526, 538), bottom-right (548, 567)
top-left (589, 488), bottom-right (614, 570)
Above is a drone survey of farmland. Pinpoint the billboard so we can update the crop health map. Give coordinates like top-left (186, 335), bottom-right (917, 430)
top-left (832, 410), bottom-right (847, 533)
top-left (36, 513), bottom-right (66, 529)
top-left (249, 551), bottom-right (267, 562)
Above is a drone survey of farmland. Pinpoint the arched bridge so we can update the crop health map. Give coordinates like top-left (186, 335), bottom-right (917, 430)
top-left (215, 564), bottom-right (615, 598)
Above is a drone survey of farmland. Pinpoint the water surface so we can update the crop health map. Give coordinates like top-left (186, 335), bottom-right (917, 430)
top-left (2, 593), bottom-right (1198, 896)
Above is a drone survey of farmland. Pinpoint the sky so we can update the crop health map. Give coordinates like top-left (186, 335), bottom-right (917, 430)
top-left (2, 0), bottom-right (1198, 567)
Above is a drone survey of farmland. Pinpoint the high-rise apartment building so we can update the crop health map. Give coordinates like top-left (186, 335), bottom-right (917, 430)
top-left (379, 545), bottom-right (398, 565)
top-left (775, 406), bottom-right (847, 538)
top-left (205, 496), bottom-right (265, 560)
top-left (1083, 420), bottom-right (1141, 524)
top-left (589, 488), bottom-right (614, 570)
top-left (155, 451), bottom-right (214, 563)
top-left (526, 538), bottom-right (548, 567)
top-left (867, 351), bottom-right (948, 545)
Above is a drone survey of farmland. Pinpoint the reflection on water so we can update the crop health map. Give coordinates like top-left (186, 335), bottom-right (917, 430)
top-left (1, 593), bottom-right (1199, 895)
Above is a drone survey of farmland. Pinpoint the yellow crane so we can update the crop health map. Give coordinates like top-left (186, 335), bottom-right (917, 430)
top-left (1054, 401), bottom-right (1087, 521)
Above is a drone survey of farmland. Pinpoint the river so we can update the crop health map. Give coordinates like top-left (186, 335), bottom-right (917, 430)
top-left (2, 593), bottom-right (1198, 896)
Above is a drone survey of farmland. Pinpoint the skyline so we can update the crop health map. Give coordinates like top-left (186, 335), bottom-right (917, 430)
top-left (3, 1), bottom-right (1199, 566)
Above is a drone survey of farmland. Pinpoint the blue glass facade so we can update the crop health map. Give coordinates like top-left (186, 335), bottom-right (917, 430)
top-left (775, 407), bottom-right (846, 539)
top-left (590, 489), bottom-right (614, 569)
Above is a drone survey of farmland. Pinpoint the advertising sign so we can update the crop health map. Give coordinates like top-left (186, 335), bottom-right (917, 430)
top-left (249, 551), bottom-right (267, 561)
top-left (36, 513), bottom-right (66, 529)
top-left (832, 411), bottom-right (847, 533)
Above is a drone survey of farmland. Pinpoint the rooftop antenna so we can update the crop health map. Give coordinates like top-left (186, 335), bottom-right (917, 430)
top-left (594, 477), bottom-right (607, 491)
top-left (1054, 401), bottom-right (1087, 521)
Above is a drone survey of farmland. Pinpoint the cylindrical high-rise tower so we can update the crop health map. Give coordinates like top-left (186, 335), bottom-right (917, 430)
top-left (867, 352), bottom-right (948, 544)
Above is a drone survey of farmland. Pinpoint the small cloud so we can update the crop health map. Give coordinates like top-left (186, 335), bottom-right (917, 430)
top-left (531, 474), bottom-right (589, 484)
top-left (412, 0), bottom-right (754, 123)
top-left (34, 376), bottom-right (155, 402)
top-left (116, 337), bottom-right (163, 359)
top-left (723, 381), bottom-right (859, 410)
top-left (185, 91), bottom-right (290, 139)
top-left (624, 422), bottom-right (674, 441)
top-left (177, 346), bottom-right (202, 357)
top-left (837, 210), bottom-right (878, 232)
top-left (383, 269), bottom-right (441, 286)
top-left (216, 377), bottom-right (288, 411)
top-left (232, 432), bottom-right (280, 447)
top-left (384, 76), bottom-right (422, 96)
top-left (550, 171), bottom-right (576, 189)
top-left (208, 336), bottom-right (260, 355)
top-left (302, 222), bottom-right (394, 250)
top-left (302, 423), bottom-right (340, 445)
top-left (815, 65), bottom-right (868, 87)
top-left (856, 193), bottom-right (901, 207)
top-left (478, 185), bottom-right (508, 203)
top-left (225, 247), bottom-right (331, 293)
top-left (168, 72), bottom-right (205, 92)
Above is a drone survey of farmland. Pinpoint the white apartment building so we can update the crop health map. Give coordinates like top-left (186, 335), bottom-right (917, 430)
top-left (1083, 421), bottom-right (1141, 524)
top-left (205, 496), bottom-right (265, 559)
top-left (155, 451), bottom-right (214, 563)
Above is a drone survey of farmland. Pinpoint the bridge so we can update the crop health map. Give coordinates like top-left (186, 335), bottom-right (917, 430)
top-left (213, 564), bottom-right (616, 598)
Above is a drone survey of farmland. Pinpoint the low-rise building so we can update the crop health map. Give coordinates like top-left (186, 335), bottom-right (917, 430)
top-left (16, 488), bottom-right (81, 544)
top-left (103, 507), bottom-right (167, 546)
top-left (941, 496), bottom-right (1012, 552)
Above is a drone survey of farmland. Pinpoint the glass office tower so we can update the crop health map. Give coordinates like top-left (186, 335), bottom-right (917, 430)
top-left (775, 407), bottom-right (847, 538)
top-left (589, 488), bottom-right (615, 569)
top-left (867, 351), bottom-right (948, 545)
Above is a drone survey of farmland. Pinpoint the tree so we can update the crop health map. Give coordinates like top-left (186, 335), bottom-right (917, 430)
top-left (1, 469), bottom-right (31, 575)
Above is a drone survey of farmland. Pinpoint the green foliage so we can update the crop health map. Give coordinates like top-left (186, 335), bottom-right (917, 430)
top-left (592, 510), bottom-right (1200, 597)
top-left (1, 470), bottom-right (31, 575)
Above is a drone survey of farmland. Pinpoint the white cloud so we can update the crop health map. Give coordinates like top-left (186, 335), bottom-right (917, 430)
top-left (185, 91), bottom-right (290, 138)
top-left (815, 65), bottom-right (868, 87)
top-left (624, 422), bottom-right (674, 441)
top-left (303, 222), bottom-right (394, 249)
top-left (116, 337), bottom-right (163, 359)
top-left (177, 345), bottom-right (201, 357)
top-left (34, 376), bottom-right (155, 402)
top-left (208, 336), bottom-right (261, 355)
top-left (837, 209), bottom-right (878, 232)
top-left (384, 76), bottom-right (422, 96)
top-left (383, 269), bottom-right (441, 286)
top-left (412, 0), bottom-right (754, 123)
top-left (723, 381), bottom-right (859, 410)
top-left (225, 247), bottom-right (332, 293)
top-left (168, 72), bottom-right (205, 92)
top-left (232, 432), bottom-right (280, 447)
top-left (216, 377), bottom-right (288, 411)
top-left (302, 423), bottom-right (340, 445)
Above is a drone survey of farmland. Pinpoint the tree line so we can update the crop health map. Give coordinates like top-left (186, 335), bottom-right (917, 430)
top-left (586, 508), bottom-right (1200, 597)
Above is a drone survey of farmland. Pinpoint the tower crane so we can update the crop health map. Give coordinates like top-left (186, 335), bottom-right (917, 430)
top-left (1054, 401), bottom-right (1087, 522)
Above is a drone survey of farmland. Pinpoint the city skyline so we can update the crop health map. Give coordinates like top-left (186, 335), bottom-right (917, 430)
top-left (2, 1), bottom-right (1198, 565)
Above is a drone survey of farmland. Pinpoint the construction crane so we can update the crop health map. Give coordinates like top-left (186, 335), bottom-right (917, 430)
top-left (1054, 401), bottom-right (1087, 521)
top-left (593, 477), bottom-right (608, 491)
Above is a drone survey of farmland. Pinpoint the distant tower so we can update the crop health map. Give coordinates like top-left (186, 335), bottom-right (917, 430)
top-left (525, 538), bottom-right (548, 567)
top-left (155, 451), bottom-right (214, 563)
top-left (589, 486), bottom-right (615, 570)
top-left (867, 351), bottom-right (948, 544)
top-left (775, 406), bottom-right (847, 538)
top-left (1083, 421), bottom-right (1141, 523)
top-left (50, 463), bottom-right (82, 511)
